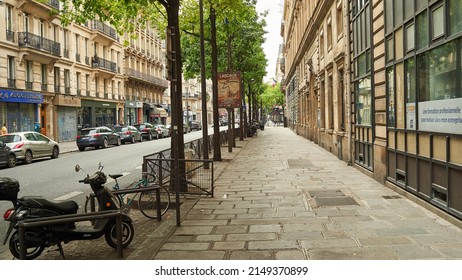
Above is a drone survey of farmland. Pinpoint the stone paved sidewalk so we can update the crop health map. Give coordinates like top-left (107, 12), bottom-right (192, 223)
top-left (128, 126), bottom-right (462, 260)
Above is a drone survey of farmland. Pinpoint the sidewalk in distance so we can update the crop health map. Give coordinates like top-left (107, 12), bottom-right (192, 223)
top-left (129, 126), bottom-right (462, 260)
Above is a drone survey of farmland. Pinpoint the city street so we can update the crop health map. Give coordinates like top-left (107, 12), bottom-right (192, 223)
top-left (0, 129), bottom-right (208, 256)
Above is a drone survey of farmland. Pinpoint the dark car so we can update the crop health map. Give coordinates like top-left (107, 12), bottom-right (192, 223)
top-left (76, 126), bottom-right (121, 151)
top-left (189, 121), bottom-right (202, 131)
top-left (0, 141), bottom-right (16, 168)
top-left (134, 123), bottom-right (159, 140)
top-left (114, 126), bottom-right (142, 144)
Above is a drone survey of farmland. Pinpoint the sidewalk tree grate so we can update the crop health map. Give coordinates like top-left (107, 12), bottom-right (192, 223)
top-left (382, 195), bottom-right (402, 199)
top-left (287, 159), bottom-right (314, 169)
top-left (307, 190), bottom-right (359, 207)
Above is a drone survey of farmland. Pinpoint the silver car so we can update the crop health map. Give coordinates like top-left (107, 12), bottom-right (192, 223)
top-left (0, 131), bottom-right (60, 164)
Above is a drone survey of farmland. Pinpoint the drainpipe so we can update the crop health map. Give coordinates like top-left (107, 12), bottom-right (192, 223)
top-left (346, 0), bottom-right (353, 165)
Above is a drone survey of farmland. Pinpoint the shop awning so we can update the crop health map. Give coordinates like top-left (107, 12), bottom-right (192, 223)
top-left (153, 107), bottom-right (168, 117)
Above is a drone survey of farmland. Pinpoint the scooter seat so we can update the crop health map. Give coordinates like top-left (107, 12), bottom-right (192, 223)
top-left (20, 196), bottom-right (79, 214)
top-left (109, 174), bottom-right (123, 179)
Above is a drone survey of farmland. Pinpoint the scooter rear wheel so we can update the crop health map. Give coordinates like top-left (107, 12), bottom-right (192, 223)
top-left (104, 221), bottom-right (134, 249)
top-left (9, 231), bottom-right (45, 260)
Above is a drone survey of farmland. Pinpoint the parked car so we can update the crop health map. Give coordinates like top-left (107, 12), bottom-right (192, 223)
top-left (0, 132), bottom-right (60, 164)
top-left (189, 121), bottom-right (202, 131)
top-left (0, 141), bottom-right (17, 168)
top-left (134, 123), bottom-right (159, 140)
top-left (154, 124), bottom-right (169, 138)
top-left (114, 125), bottom-right (142, 144)
top-left (166, 124), bottom-right (172, 137)
top-left (76, 126), bottom-right (121, 151)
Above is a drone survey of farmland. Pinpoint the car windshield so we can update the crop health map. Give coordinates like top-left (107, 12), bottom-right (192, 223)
top-left (0, 135), bottom-right (21, 143)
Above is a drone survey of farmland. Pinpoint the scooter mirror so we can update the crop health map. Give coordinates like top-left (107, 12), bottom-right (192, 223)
top-left (75, 165), bottom-right (81, 172)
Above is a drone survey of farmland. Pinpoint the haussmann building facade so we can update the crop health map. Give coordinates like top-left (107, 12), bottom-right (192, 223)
top-left (282, 0), bottom-right (462, 221)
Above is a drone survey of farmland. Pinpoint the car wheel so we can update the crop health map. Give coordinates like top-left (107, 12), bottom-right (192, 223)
top-left (51, 146), bottom-right (59, 159)
top-left (6, 154), bottom-right (17, 168)
top-left (24, 150), bottom-right (33, 164)
top-left (78, 147), bottom-right (85, 151)
top-left (156, 133), bottom-right (160, 140)
top-left (131, 136), bottom-right (135, 144)
top-left (116, 137), bottom-right (121, 146)
top-left (148, 133), bottom-right (152, 141)
top-left (102, 138), bottom-right (108, 148)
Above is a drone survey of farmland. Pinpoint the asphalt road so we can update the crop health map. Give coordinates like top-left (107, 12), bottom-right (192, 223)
top-left (0, 129), bottom-right (212, 256)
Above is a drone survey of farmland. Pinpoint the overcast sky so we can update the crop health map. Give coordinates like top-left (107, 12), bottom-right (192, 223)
top-left (256, 0), bottom-right (284, 83)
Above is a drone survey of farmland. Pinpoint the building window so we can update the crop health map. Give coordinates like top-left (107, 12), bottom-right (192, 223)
top-left (23, 13), bottom-right (29, 33)
top-left (6, 6), bottom-right (14, 42)
top-left (417, 40), bottom-right (458, 102)
top-left (64, 69), bottom-right (70, 94)
top-left (393, 0), bottom-right (403, 28)
top-left (85, 74), bottom-right (90, 95)
top-left (7, 56), bottom-right (16, 88)
top-left (405, 58), bottom-right (416, 130)
top-left (336, 0), bottom-right (343, 38)
top-left (356, 77), bottom-right (371, 125)
top-left (327, 15), bottom-right (332, 50)
top-left (387, 36), bottom-right (394, 62)
top-left (387, 67), bottom-right (395, 127)
top-left (54, 67), bottom-right (60, 93)
top-left (319, 30), bottom-right (324, 57)
top-left (416, 11), bottom-right (428, 50)
top-left (26, 60), bottom-right (33, 90)
top-left (76, 72), bottom-right (81, 95)
top-left (328, 74), bottom-right (334, 129)
top-left (41, 64), bottom-right (47, 91)
top-left (405, 23), bottom-right (415, 52)
top-left (431, 5), bottom-right (445, 40)
top-left (449, 0), bottom-right (462, 35)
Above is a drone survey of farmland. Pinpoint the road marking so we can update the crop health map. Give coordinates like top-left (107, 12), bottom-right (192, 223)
top-left (54, 191), bottom-right (83, 201)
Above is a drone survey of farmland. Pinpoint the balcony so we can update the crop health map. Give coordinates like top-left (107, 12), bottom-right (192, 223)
top-left (64, 49), bottom-right (69, 59)
top-left (65, 87), bottom-right (71, 95)
top-left (41, 83), bottom-right (48, 92)
top-left (90, 20), bottom-right (118, 46)
top-left (17, 0), bottom-right (60, 21)
top-left (125, 68), bottom-right (169, 89)
top-left (54, 85), bottom-right (60, 94)
top-left (92, 56), bottom-right (117, 78)
top-left (18, 32), bottom-right (61, 64)
top-left (25, 81), bottom-right (33, 91)
top-left (76, 53), bottom-right (81, 63)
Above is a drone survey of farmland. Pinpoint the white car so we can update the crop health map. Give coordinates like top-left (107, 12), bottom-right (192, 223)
top-left (0, 131), bottom-right (59, 164)
top-left (154, 124), bottom-right (170, 138)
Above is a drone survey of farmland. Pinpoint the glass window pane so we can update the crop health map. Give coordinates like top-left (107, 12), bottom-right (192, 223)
top-left (387, 67), bottom-right (395, 127)
top-left (416, 0), bottom-right (428, 12)
top-left (395, 27), bottom-right (403, 60)
top-left (385, 0), bottom-right (394, 33)
top-left (396, 63), bottom-right (405, 128)
top-left (417, 52), bottom-right (430, 102)
top-left (416, 11), bottom-right (428, 50)
top-left (429, 41), bottom-right (457, 100)
top-left (393, 0), bottom-right (403, 27)
top-left (449, 0), bottom-right (462, 35)
top-left (406, 24), bottom-right (415, 52)
top-left (387, 37), bottom-right (394, 62)
top-left (432, 6), bottom-right (444, 39)
top-left (404, 0), bottom-right (415, 20)
top-left (356, 77), bottom-right (371, 125)
top-left (405, 58), bottom-right (416, 130)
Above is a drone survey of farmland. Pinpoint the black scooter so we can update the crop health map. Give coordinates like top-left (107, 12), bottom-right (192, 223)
top-left (0, 163), bottom-right (134, 259)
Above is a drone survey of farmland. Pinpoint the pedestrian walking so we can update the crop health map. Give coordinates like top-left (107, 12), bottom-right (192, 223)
top-left (1, 122), bottom-right (7, 135)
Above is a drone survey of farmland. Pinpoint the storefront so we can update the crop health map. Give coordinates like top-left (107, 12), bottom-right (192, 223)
top-left (125, 100), bottom-right (142, 125)
top-left (53, 95), bottom-right (81, 142)
top-left (78, 100), bottom-right (117, 129)
top-left (0, 89), bottom-right (42, 132)
top-left (152, 106), bottom-right (168, 124)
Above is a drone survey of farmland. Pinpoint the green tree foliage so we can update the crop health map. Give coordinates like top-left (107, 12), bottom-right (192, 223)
top-left (260, 83), bottom-right (284, 112)
top-left (180, 0), bottom-right (267, 83)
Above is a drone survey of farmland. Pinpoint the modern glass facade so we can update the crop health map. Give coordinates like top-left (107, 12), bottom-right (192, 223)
top-left (385, 0), bottom-right (462, 218)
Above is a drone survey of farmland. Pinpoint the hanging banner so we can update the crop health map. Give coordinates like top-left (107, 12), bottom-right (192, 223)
top-left (217, 71), bottom-right (241, 108)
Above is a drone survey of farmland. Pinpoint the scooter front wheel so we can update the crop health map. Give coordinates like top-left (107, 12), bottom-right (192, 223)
top-left (104, 221), bottom-right (134, 249)
top-left (9, 231), bottom-right (45, 260)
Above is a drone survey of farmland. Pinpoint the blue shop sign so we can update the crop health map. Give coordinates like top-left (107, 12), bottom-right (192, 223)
top-left (0, 89), bottom-right (43, 104)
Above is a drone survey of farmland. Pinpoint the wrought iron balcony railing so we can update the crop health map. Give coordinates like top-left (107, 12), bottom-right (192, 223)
top-left (7, 79), bottom-right (16, 88)
top-left (41, 83), bottom-right (48, 92)
top-left (76, 53), bottom-right (81, 62)
top-left (125, 68), bottom-right (168, 88)
top-left (25, 81), bottom-right (33, 90)
top-left (90, 21), bottom-right (118, 40)
top-left (47, 0), bottom-right (60, 10)
top-left (18, 32), bottom-right (61, 57)
top-left (92, 56), bottom-right (117, 73)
